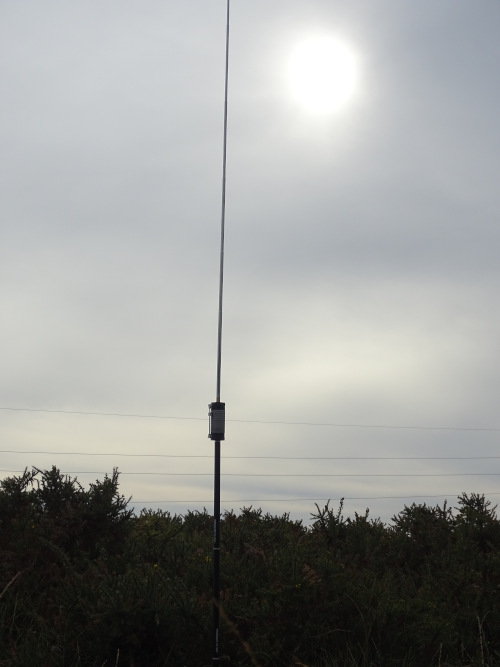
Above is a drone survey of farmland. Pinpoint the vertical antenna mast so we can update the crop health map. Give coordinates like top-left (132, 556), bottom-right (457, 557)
top-left (208, 0), bottom-right (230, 663)
top-left (217, 0), bottom-right (230, 405)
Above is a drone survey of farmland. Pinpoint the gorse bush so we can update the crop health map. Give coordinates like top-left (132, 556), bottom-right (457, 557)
top-left (1, 467), bottom-right (500, 666)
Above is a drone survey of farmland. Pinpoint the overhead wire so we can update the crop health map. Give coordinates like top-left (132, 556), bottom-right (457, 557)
top-left (1, 469), bottom-right (499, 478)
top-left (2, 408), bottom-right (499, 513)
top-left (1, 406), bottom-right (499, 432)
top-left (1, 449), bottom-right (500, 460)
top-left (129, 492), bottom-right (500, 504)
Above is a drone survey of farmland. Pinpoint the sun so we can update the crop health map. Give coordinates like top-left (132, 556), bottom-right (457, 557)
top-left (289, 36), bottom-right (358, 114)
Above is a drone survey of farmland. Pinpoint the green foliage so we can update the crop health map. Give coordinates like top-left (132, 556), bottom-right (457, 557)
top-left (1, 468), bottom-right (500, 665)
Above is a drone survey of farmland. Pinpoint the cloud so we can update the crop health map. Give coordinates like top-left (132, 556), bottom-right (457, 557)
top-left (1, 0), bottom-right (499, 524)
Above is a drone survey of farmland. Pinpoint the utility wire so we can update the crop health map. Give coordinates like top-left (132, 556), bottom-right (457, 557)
top-left (1, 407), bottom-right (498, 432)
top-left (129, 492), bottom-right (500, 504)
top-left (1, 450), bottom-right (500, 461)
top-left (1, 469), bottom-right (500, 478)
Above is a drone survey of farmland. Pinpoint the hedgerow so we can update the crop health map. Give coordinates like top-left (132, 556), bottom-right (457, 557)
top-left (1, 468), bottom-right (499, 666)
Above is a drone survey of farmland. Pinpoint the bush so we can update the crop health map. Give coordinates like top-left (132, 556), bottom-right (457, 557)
top-left (1, 469), bottom-right (500, 666)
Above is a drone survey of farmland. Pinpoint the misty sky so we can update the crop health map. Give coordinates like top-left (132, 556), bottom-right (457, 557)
top-left (1, 1), bottom-right (499, 524)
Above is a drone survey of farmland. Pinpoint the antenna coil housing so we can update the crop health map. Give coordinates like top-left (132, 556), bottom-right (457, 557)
top-left (208, 402), bottom-right (225, 441)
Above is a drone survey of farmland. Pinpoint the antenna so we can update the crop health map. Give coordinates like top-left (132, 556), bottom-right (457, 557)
top-left (208, 0), bottom-right (230, 662)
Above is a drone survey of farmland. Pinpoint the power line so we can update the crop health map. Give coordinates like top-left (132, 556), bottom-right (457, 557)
top-left (1, 450), bottom-right (500, 461)
top-left (1, 469), bottom-right (500, 478)
top-left (1, 406), bottom-right (499, 432)
top-left (0, 407), bottom-right (205, 421)
top-left (129, 492), bottom-right (500, 504)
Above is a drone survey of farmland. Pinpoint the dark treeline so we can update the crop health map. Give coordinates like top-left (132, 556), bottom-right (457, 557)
top-left (1, 467), bottom-right (500, 666)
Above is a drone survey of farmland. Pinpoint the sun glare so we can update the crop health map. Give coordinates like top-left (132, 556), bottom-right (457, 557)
top-left (289, 36), bottom-right (358, 114)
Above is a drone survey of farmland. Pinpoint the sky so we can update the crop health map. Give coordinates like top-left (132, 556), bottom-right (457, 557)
top-left (1, 0), bottom-right (500, 525)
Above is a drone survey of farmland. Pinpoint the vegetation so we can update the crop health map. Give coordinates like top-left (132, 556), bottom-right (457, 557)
top-left (1, 467), bottom-right (500, 666)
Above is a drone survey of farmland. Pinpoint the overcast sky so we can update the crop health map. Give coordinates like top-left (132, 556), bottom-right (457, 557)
top-left (1, 1), bottom-right (499, 524)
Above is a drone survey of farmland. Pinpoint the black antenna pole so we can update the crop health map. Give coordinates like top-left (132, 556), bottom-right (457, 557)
top-left (208, 0), bottom-right (230, 663)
